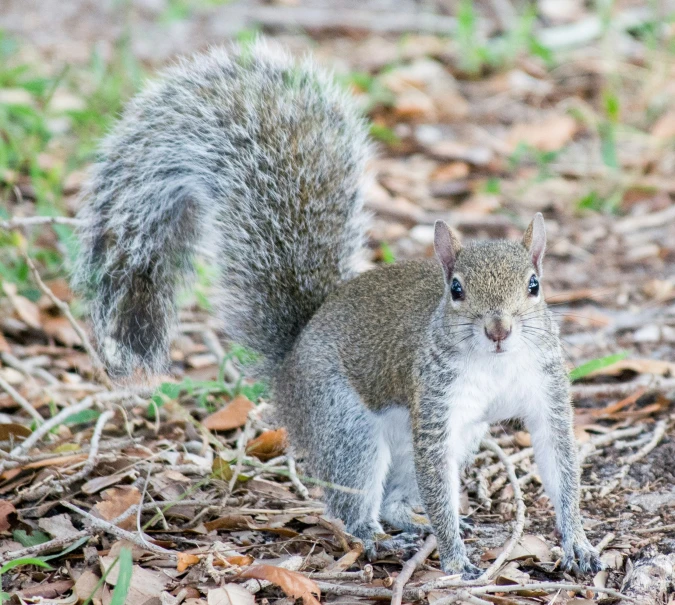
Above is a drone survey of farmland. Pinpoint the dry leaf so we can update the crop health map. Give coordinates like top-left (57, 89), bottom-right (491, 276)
top-left (177, 553), bottom-right (201, 572)
top-left (217, 555), bottom-right (254, 567)
top-left (93, 486), bottom-right (142, 530)
top-left (38, 513), bottom-right (79, 540)
top-left (588, 358), bottom-right (675, 378)
top-left (41, 315), bottom-right (81, 347)
top-left (0, 500), bottom-right (17, 532)
top-left (2, 282), bottom-right (41, 329)
top-left (207, 585), bottom-right (254, 605)
top-left (203, 395), bottom-right (255, 431)
top-left (652, 110), bottom-right (675, 139)
top-left (100, 555), bottom-right (169, 603)
top-left (0, 332), bottom-right (10, 353)
top-left (246, 428), bottom-right (288, 461)
top-left (240, 565), bottom-right (321, 605)
top-left (0, 423), bottom-right (31, 442)
top-left (482, 535), bottom-right (552, 563)
top-left (507, 114), bottom-right (578, 152)
top-left (74, 570), bottom-right (103, 603)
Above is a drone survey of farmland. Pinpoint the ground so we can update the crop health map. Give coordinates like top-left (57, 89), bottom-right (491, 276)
top-left (1, 1), bottom-right (675, 604)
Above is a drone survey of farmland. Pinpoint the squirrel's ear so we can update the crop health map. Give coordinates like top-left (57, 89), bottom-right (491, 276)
top-left (522, 213), bottom-right (546, 276)
top-left (434, 220), bottom-right (461, 282)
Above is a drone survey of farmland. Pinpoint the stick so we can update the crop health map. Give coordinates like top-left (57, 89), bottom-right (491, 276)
top-left (0, 216), bottom-right (83, 230)
top-left (624, 419), bottom-right (668, 465)
top-left (0, 373), bottom-right (43, 424)
top-left (7, 396), bottom-right (95, 459)
top-left (287, 456), bottom-right (309, 500)
top-left (391, 535), bottom-right (437, 605)
top-left (13, 410), bottom-right (114, 504)
top-left (479, 439), bottom-right (526, 581)
top-left (20, 250), bottom-right (112, 389)
top-left (61, 501), bottom-right (176, 559)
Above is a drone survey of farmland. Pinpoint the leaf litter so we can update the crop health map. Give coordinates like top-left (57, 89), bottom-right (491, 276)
top-left (2, 0), bottom-right (675, 603)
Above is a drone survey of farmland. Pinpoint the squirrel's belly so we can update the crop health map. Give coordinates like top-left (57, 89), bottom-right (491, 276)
top-left (448, 350), bottom-right (544, 423)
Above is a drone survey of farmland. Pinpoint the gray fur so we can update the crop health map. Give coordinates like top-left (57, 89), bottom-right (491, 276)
top-left (75, 44), bottom-right (601, 578)
top-left (74, 40), bottom-right (370, 377)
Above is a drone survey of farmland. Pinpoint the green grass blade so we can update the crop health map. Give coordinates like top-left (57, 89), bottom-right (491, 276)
top-left (82, 555), bottom-right (119, 605)
top-left (110, 548), bottom-right (133, 605)
top-left (0, 557), bottom-right (52, 575)
top-left (569, 352), bottom-right (627, 382)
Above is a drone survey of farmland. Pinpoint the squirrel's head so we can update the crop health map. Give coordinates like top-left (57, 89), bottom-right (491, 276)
top-left (434, 213), bottom-right (547, 355)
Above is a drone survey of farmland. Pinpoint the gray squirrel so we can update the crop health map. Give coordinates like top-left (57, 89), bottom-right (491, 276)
top-left (74, 40), bottom-right (602, 578)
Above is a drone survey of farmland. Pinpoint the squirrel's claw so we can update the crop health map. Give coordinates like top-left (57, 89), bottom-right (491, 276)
top-left (362, 532), bottom-right (424, 562)
top-left (459, 516), bottom-right (474, 536)
top-left (441, 556), bottom-right (482, 580)
top-left (561, 541), bottom-right (604, 575)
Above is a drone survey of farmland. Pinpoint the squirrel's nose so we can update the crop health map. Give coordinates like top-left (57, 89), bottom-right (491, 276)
top-left (484, 320), bottom-right (512, 343)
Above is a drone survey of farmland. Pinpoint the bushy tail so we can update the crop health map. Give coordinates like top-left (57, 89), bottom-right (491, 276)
top-left (73, 40), bottom-right (371, 378)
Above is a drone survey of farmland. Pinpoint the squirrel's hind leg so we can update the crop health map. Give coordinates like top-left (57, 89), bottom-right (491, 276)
top-left (378, 409), bottom-right (432, 535)
top-left (279, 373), bottom-right (392, 558)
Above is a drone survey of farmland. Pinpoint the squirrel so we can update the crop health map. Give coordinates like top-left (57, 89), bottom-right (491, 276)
top-left (74, 40), bottom-right (603, 578)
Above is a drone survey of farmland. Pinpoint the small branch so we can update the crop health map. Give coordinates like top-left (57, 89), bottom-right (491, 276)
top-left (61, 501), bottom-right (176, 559)
top-left (0, 216), bottom-right (83, 230)
top-left (0, 373), bottom-right (43, 424)
top-left (287, 456), bottom-right (309, 500)
top-left (308, 565), bottom-right (373, 582)
top-left (8, 396), bottom-right (95, 459)
top-left (13, 410), bottom-right (114, 504)
top-left (479, 439), bottom-right (526, 581)
top-left (624, 419), bottom-right (668, 465)
top-left (19, 250), bottom-right (112, 389)
top-left (391, 535), bottom-right (437, 605)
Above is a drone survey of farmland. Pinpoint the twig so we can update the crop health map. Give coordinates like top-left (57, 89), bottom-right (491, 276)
top-left (287, 456), bottom-right (309, 500)
top-left (308, 565), bottom-right (373, 582)
top-left (0, 216), bottom-right (83, 230)
top-left (7, 396), bottom-right (96, 459)
top-left (0, 373), bottom-right (43, 424)
top-left (61, 501), bottom-right (176, 559)
top-left (469, 582), bottom-right (635, 603)
top-left (391, 535), bottom-right (437, 605)
top-left (479, 439), bottom-right (526, 581)
top-left (13, 410), bottom-right (114, 504)
top-left (242, 555), bottom-right (304, 593)
top-left (19, 250), bottom-right (112, 389)
top-left (314, 581), bottom-right (423, 601)
top-left (624, 419), bottom-right (668, 465)
top-left (228, 418), bottom-right (254, 495)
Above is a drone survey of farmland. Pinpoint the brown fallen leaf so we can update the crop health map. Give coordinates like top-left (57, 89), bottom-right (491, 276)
top-left (246, 428), bottom-right (288, 461)
top-left (0, 332), bottom-right (10, 353)
top-left (482, 535), bottom-right (552, 563)
top-left (2, 282), bottom-right (41, 329)
top-left (588, 358), bottom-right (675, 378)
top-left (0, 500), bottom-right (17, 531)
top-left (652, 110), bottom-right (675, 139)
top-left (74, 570), bottom-right (103, 603)
top-left (507, 114), bottom-right (578, 152)
top-left (93, 486), bottom-right (142, 530)
top-left (240, 564), bottom-right (321, 605)
top-left (100, 555), bottom-right (170, 603)
top-left (203, 395), bottom-right (255, 431)
top-left (38, 513), bottom-right (79, 540)
top-left (0, 423), bottom-right (31, 442)
top-left (41, 315), bottom-right (81, 347)
top-left (207, 584), bottom-right (254, 605)
top-left (177, 553), bottom-right (201, 572)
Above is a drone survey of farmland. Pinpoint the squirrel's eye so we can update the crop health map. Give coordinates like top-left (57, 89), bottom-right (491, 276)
top-left (528, 275), bottom-right (539, 297)
top-left (450, 278), bottom-right (464, 301)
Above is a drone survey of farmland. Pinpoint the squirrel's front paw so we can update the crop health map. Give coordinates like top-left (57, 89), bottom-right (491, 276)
top-left (441, 555), bottom-right (482, 580)
top-left (561, 540), bottom-right (604, 575)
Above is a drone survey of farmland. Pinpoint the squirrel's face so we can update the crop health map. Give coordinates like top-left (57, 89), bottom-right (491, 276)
top-left (434, 214), bottom-right (547, 356)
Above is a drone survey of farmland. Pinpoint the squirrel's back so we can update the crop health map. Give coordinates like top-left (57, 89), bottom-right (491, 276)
top-left (74, 41), bottom-right (371, 377)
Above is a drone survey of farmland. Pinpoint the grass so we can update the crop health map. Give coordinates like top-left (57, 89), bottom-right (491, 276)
top-left (0, 30), bottom-right (143, 296)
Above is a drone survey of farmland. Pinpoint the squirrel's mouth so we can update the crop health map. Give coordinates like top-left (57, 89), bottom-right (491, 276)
top-left (494, 342), bottom-right (507, 354)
